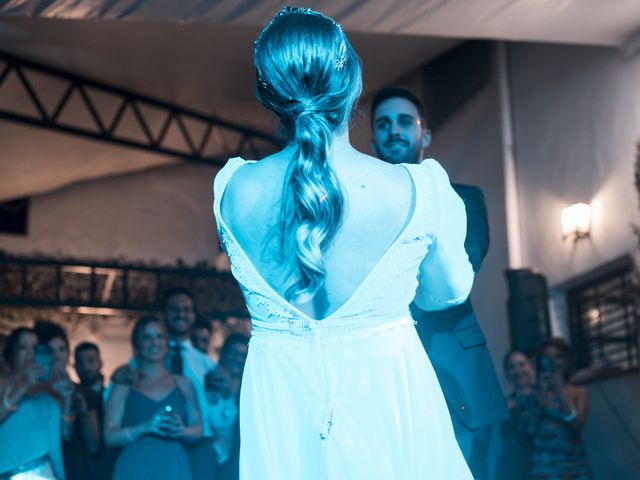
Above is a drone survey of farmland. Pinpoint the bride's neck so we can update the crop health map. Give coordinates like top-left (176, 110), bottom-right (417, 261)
top-left (327, 129), bottom-right (354, 164)
top-left (284, 128), bottom-right (355, 164)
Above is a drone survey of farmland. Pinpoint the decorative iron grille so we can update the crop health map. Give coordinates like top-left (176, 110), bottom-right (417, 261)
top-left (0, 253), bottom-right (248, 318)
top-left (567, 256), bottom-right (640, 377)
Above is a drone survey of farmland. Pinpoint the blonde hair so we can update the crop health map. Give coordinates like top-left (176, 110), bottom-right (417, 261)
top-left (254, 8), bottom-right (362, 302)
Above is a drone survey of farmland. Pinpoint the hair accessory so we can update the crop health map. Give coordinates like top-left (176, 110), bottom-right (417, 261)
top-left (254, 6), bottom-right (349, 84)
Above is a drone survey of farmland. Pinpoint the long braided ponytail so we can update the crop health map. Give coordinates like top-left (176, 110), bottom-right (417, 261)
top-left (254, 8), bottom-right (362, 302)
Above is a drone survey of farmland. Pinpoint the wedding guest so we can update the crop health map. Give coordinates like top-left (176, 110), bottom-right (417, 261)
top-left (105, 316), bottom-right (202, 480)
top-left (64, 342), bottom-right (115, 480)
top-left (33, 322), bottom-right (78, 428)
top-left (530, 338), bottom-right (592, 479)
top-left (0, 327), bottom-right (69, 478)
top-left (111, 288), bottom-right (234, 479)
top-left (191, 317), bottom-right (213, 355)
top-left (218, 334), bottom-right (249, 403)
top-left (495, 349), bottom-right (536, 480)
top-left (216, 334), bottom-right (249, 480)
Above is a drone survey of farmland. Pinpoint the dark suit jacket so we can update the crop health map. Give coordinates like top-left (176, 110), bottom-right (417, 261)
top-left (414, 183), bottom-right (508, 430)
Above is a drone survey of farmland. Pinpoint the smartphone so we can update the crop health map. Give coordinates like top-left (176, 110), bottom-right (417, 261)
top-left (34, 344), bottom-right (53, 381)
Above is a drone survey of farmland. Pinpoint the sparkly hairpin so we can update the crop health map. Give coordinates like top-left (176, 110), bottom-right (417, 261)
top-left (335, 39), bottom-right (348, 71)
top-left (255, 71), bottom-right (271, 92)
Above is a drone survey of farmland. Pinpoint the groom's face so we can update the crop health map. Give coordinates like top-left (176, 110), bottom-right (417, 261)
top-left (371, 97), bottom-right (430, 165)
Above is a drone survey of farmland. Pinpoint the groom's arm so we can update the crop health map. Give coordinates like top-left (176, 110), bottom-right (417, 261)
top-left (451, 184), bottom-right (489, 275)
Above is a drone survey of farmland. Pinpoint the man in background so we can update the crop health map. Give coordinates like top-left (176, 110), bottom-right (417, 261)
top-left (371, 86), bottom-right (509, 479)
top-left (65, 342), bottom-right (115, 480)
top-left (215, 333), bottom-right (250, 480)
top-left (191, 316), bottom-right (213, 355)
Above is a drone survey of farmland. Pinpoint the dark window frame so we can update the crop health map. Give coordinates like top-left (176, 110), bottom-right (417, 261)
top-left (561, 255), bottom-right (640, 383)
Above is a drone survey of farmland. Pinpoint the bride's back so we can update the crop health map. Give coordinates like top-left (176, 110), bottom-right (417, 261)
top-left (223, 7), bottom-right (415, 319)
top-left (220, 146), bottom-right (414, 320)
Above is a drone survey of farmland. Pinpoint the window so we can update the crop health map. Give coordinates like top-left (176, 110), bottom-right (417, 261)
top-left (0, 198), bottom-right (29, 235)
top-left (567, 255), bottom-right (640, 378)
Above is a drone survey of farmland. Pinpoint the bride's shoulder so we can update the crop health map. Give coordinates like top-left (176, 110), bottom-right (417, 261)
top-left (356, 153), bottom-right (422, 185)
top-left (416, 158), bottom-right (447, 177)
top-left (346, 154), bottom-right (414, 203)
top-left (220, 154), bottom-right (283, 212)
top-left (354, 152), bottom-right (404, 176)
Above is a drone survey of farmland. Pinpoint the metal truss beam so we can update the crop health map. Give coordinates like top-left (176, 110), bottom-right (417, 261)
top-left (0, 51), bottom-right (280, 166)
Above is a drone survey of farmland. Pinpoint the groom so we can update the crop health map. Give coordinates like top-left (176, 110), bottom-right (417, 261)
top-left (371, 86), bottom-right (509, 479)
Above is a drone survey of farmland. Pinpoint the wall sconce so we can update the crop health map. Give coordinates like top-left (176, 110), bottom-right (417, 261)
top-left (561, 203), bottom-right (591, 242)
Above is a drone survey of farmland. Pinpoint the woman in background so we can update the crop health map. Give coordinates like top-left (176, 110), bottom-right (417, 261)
top-left (0, 327), bottom-right (70, 479)
top-left (495, 349), bottom-right (536, 480)
top-left (530, 338), bottom-right (592, 479)
top-left (104, 316), bottom-right (202, 480)
top-left (34, 320), bottom-right (90, 457)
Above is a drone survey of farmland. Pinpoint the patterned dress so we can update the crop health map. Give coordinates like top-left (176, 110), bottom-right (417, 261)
top-left (516, 390), bottom-right (592, 479)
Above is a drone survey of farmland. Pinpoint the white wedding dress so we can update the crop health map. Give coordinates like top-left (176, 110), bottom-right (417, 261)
top-left (213, 157), bottom-right (473, 479)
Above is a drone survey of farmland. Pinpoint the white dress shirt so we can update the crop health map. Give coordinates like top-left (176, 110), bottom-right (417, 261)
top-left (172, 339), bottom-right (238, 438)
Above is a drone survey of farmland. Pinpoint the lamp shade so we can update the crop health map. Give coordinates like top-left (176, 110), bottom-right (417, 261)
top-left (561, 203), bottom-right (591, 240)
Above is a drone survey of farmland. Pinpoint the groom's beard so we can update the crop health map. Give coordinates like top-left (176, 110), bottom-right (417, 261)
top-left (376, 139), bottom-right (423, 165)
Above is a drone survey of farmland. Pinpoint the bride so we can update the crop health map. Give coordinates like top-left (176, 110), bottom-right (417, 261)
top-left (213, 7), bottom-right (474, 479)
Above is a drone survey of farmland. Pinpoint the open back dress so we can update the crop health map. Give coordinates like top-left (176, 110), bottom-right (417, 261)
top-left (213, 156), bottom-right (474, 480)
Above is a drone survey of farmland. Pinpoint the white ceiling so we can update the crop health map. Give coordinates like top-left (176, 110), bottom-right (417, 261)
top-left (1, 0), bottom-right (639, 201)
top-left (3, 0), bottom-right (640, 46)
top-left (0, 16), bottom-right (457, 201)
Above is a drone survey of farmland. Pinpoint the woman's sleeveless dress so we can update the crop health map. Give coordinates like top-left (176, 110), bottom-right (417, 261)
top-left (213, 157), bottom-right (474, 480)
top-left (112, 386), bottom-right (192, 480)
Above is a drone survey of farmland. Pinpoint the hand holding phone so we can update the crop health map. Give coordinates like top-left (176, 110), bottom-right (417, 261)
top-left (20, 364), bottom-right (46, 390)
top-left (52, 376), bottom-right (75, 402)
top-left (149, 409), bottom-right (175, 437)
top-left (33, 344), bottom-right (53, 382)
top-left (161, 406), bottom-right (185, 438)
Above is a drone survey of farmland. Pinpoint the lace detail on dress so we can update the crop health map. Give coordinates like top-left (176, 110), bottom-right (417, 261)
top-left (218, 157), bottom-right (475, 480)
top-left (213, 157), bottom-right (446, 335)
top-left (249, 316), bottom-right (416, 346)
